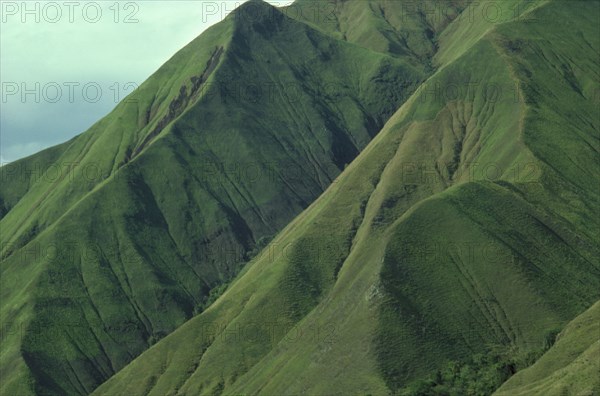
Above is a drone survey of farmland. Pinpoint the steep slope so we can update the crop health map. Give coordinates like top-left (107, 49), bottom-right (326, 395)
top-left (288, 0), bottom-right (467, 67)
top-left (92, 1), bottom-right (600, 394)
top-left (0, 1), bottom-right (439, 395)
top-left (494, 301), bottom-right (599, 396)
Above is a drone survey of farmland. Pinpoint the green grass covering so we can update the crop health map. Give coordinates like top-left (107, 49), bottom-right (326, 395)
top-left (2, 0), bottom-right (599, 395)
top-left (494, 301), bottom-right (600, 396)
top-left (1, 1), bottom-right (434, 394)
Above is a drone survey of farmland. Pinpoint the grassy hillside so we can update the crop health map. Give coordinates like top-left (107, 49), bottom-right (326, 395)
top-left (0, 1), bottom-right (443, 395)
top-left (289, 0), bottom-right (466, 68)
top-left (91, 1), bottom-right (600, 395)
top-left (494, 300), bottom-right (600, 396)
top-left (2, 0), bottom-right (598, 395)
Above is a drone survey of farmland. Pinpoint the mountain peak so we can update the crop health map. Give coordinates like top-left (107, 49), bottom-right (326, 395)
top-left (230, 0), bottom-right (277, 20)
top-left (227, 0), bottom-right (287, 36)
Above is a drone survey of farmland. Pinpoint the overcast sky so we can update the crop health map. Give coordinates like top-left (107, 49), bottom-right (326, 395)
top-left (0, 0), bottom-right (293, 164)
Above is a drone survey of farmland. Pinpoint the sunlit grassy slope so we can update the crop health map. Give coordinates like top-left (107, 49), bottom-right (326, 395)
top-left (92, 1), bottom-right (600, 395)
top-left (1, 0), bottom-right (461, 394)
top-left (289, 0), bottom-right (467, 67)
top-left (494, 300), bottom-right (600, 396)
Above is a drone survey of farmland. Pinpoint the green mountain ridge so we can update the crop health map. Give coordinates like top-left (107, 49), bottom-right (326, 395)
top-left (91, 1), bottom-right (599, 395)
top-left (1, 1), bottom-right (459, 394)
top-left (2, 0), bottom-right (599, 395)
